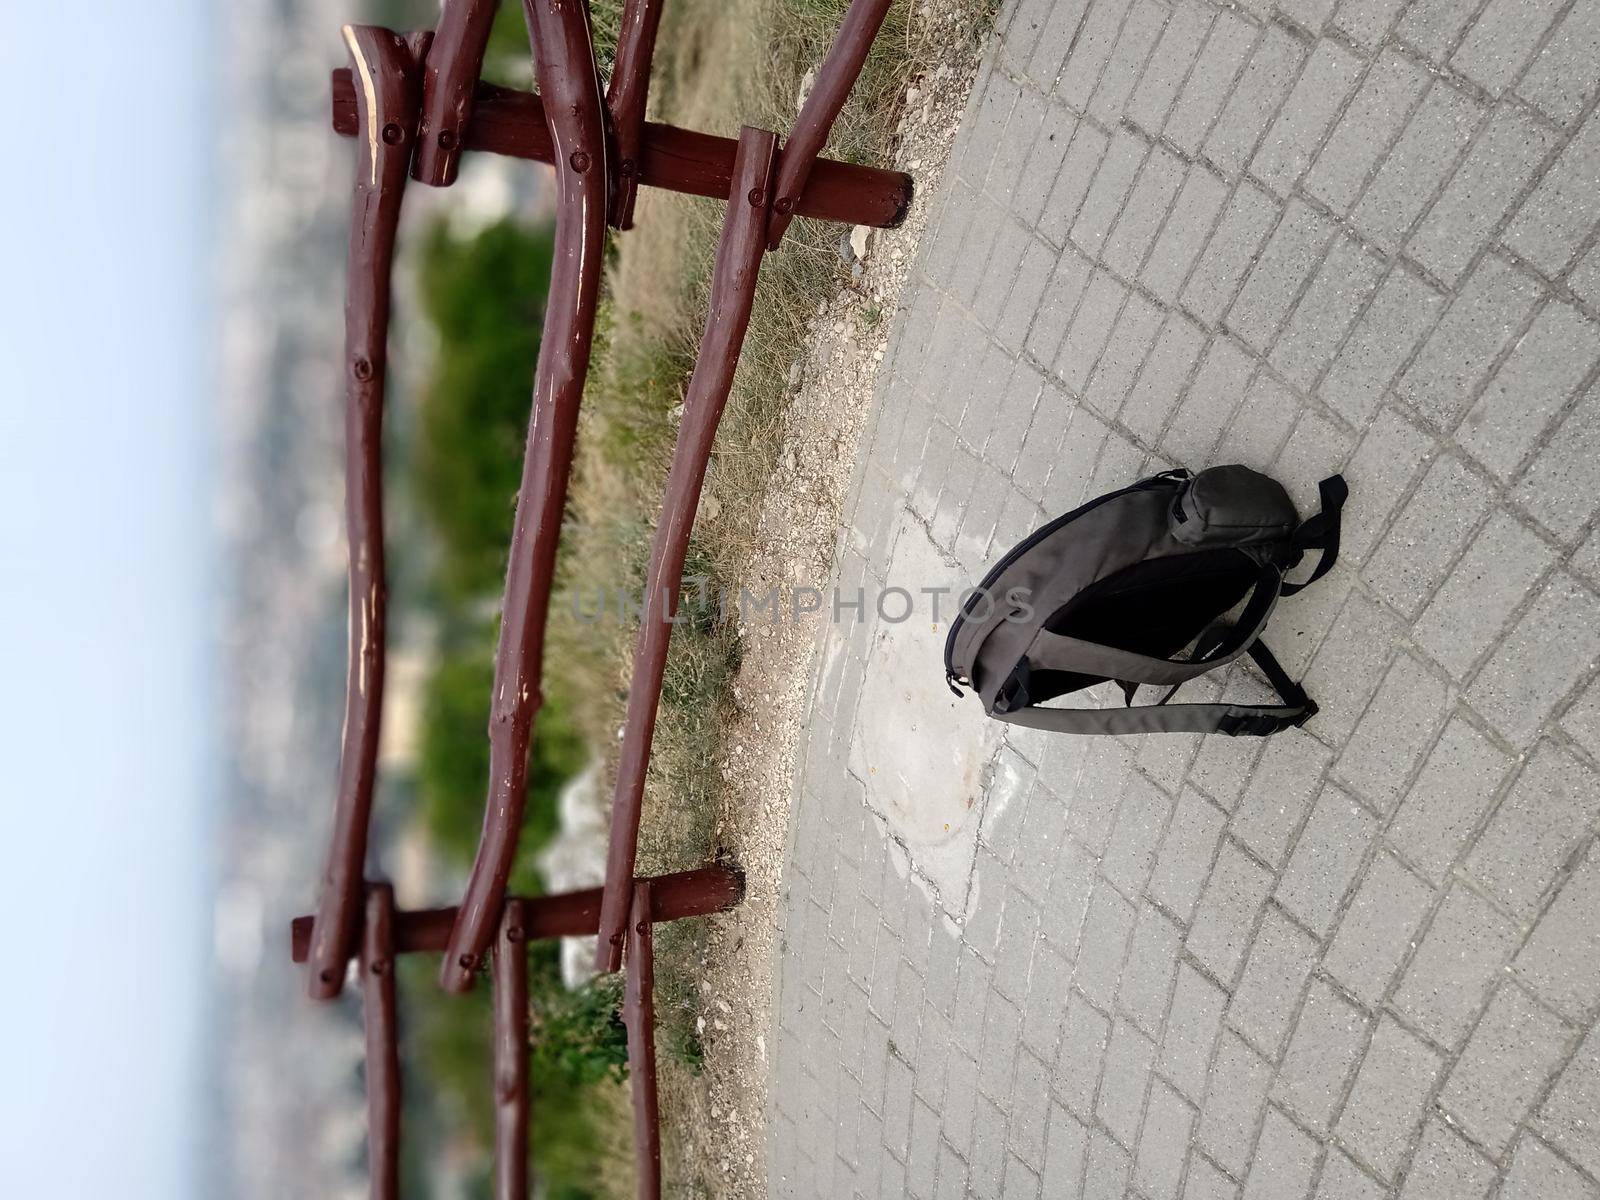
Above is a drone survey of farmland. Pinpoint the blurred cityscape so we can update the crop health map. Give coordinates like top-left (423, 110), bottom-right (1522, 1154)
top-left (209, 1), bottom-right (545, 1194)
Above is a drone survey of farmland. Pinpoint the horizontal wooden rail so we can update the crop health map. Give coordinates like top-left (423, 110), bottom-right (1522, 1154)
top-left (362, 883), bottom-right (402, 1200)
top-left (307, 25), bottom-right (425, 1002)
top-left (767, 0), bottom-right (894, 248)
top-left (412, 0), bottom-right (499, 186)
top-left (289, 864), bottom-right (745, 962)
top-left (492, 900), bottom-right (531, 1200)
top-left (438, 0), bottom-right (610, 995)
top-left (595, 127), bottom-right (777, 972)
top-left (331, 73), bottom-right (912, 229)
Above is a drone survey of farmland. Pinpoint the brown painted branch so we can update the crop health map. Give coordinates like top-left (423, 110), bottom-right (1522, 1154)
top-left (594, 127), bottom-right (777, 972)
top-left (412, 0), bottom-right (500, 186)
top-left (622, 881), bottom-right (661, 1200)
top-left (603, 0), bottom-right (664, 228)
top-left (437, 0), bottom-right (609, 996)
top-left (492, 900), bottom-right (531, 1200)
top-left (362, 883), bottom-right (402, 1200)
top-left (306, 26), bottom-right (425, 1002)
top-left (765, 0), bottom-right (894, 249)
top-left (290, 864), bottom-right (745, 962)
top-left (332, 73), bottom-right (912, 228)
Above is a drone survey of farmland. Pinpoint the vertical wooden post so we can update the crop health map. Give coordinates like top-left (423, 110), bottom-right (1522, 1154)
top-left (412, 0), bottom-right (499, 186)
top-left (622, 881), bottom-right (661, 1199)
top-left (594, 126), bottom-right (777, 972)
top-left (361, 883), bottom-right (402, 1200)
top-left (439, 0), bottom-right (609, 994)
top-left (604, 0), bottom-right (665, 228)
top-left (492, 900), bottom-right (531, 1200)
top-left (765, 0), bottom-right (894, 249)
top-left (307, 25), bottom-right (425, 1001)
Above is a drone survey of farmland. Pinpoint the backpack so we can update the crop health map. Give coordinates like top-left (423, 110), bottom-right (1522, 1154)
top-left (943, 465), bottom-right (1348, 737)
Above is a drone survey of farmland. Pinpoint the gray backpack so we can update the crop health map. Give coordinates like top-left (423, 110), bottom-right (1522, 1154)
top-left (943, 465), bottom-right (1347, 737)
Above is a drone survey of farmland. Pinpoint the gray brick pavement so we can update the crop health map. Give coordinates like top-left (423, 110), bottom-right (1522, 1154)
top-left (768, 0), bottom-right (1600, 1194)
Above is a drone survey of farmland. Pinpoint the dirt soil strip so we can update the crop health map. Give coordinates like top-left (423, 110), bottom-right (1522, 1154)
top-left (678, 15), bottom-right (987, 1196)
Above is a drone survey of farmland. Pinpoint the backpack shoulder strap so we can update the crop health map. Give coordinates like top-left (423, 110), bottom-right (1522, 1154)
top-left (992, 640), bottom-right (1317, 737)
top-left (1281, 475), bottom-right (1348, 596)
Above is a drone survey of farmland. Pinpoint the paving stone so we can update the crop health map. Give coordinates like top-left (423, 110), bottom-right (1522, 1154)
top-left (1165, 12), bottom-right (1259, 157)
top-left (1074, 879), bottom-right (1139, 1009)
top-left (1134, 1079), bottom-right (1195, 1199)
top-left (1398, 0), bottom-right (1482, 61)
top-left (1161, 961), bottom-right (1231, 1102)
top-left (1504, 110), bottom-right (1600, 276)
top-left (1409, 106), bottom-right (1558, 288)
top-left (1025, 0), bottom-right (1093, 84)
top-left (1120, 904), bottom-right (1184, 1036)
top-left (1120, 313), bottom-right (1208, 442)
top-left (1315, 1148), bottom-right (1389, 1199)
top-left (1332, 0), bottom-right (1409, 45)
top-left (1367, 454), bottom-right (1492, 618)
top-left (1184, 181), bottom-right (1282, 328)
top-left (1085, 291), bottom-right (1165, 416)
top-left (1242, 1107), bottom-right (1320, 1200)
top-left (1105, 144), bottom-right (1188, 279)
top-left (1272, 979), bottom-right (1370, 1134)
top-left (1518, 0), bottom-right (1600, 127)
top-left (1072, 127), bottom-right (1150, 257)
top-left (1386, 715), bottom-right (1510, 885)
top-left (1230, 907), bottom-right (1320, 1058)
top-left (1413, 513), bottom-right (1559, 678)
top-left (1252, 39), bottom-right (1363, 196)
top-left (1540, 1024), bottom-right (1600, 1178)
top-left (1187, 1154), bottom-right (1243, 1200)
top-left (1009, 1046), bottom-right (1054, 1169)
top-left (1127, 0), bottom-right (1214, 136)
top-left (1468, 740), bottom-right (1600, 916)
top-left (1334, 653), bottom-right (1449, 813)
top-left (1215, 370), bottom-right (1301, 467)
top-left (1515, 388), bottom-right (1600, 542)
top-left (1056, 269), bottom-right (1129, 392)
top-left (994, 885), bottom-right (1043, 1003)
top-left (1467, 572), bottom-right (1600, 747)
top-left (1463, 301), bottom-right (1600, 483)
top-left (1229, 198), bottom-right (1337, 353)
top-left (1162, 334), bottom-right (1254, 466)
top-left (1325, 850), bottom-right (1435, 1007)
top-left (1088, 0), bottom-right (1169, 123)
top-left (1038, 122), bottom-right (1111, 247)
top-left (1150, 788), bottom-right (1229, 924)
top-left (1057, 990), bottom-right (1113, 1120)
top-left (1514, 839), bottom-right (1600, 1020)
top-left (1143, 165), bottom-right (1232, 305)
top-left (1337, 1017), bottom-right (1444, 1180)
top-left (1084, 1126), bottom-right (1133, 1200)
top-left (1043, 1102), bottom-right (1089, 1198)
top-left (1398, 1117), bottom-right (1496, 1200)
top-left (1199, 1030), bottom-right (1276, 1176)
top-left (1099, 1014), bottom-right (1157, 1147)
top-left (1272, 408), bottom-right (1358, 521)
top-left (1057, 0), bottom-right (1137, 110)
top-left (1319, 265), bottom-right (1446, 428)
top-left (970, 1091), bottom-right (1010, 1193)
top-left (1353, 81), bottom-right (1482, 259)
top-left (988, 87), bottom-right (1051, 207)
top-left (1500, 1135), bottom-right (1600, 1200)
top-left (1305, 49), bottom-right (1432, 216)
top-left (1271, 234), bottom-right (1386, 391)
top-left (1205, 25), bottom-right (1309, 179)
top-left (1395, 884), bottom-right (1520, 1049)
top-left (1442, 979), bottom-right (1575, 1155)
top-left (1276, 784), bottom-right (1381, 936)
top-left (1401, 254), bottom-right (1545, 431)
top-left (1011, 101), bottom-right (1078, 228)
top-left (975, 216), bottom-right (1040, 333)
top-left (1187, 839), bottom-right (1277, 984)
top-left (1229, 732), bottom-right (1332, 869)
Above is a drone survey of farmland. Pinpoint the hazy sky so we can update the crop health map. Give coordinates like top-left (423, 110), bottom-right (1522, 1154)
top-left (0, 3), bottom-right (212, 1195)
